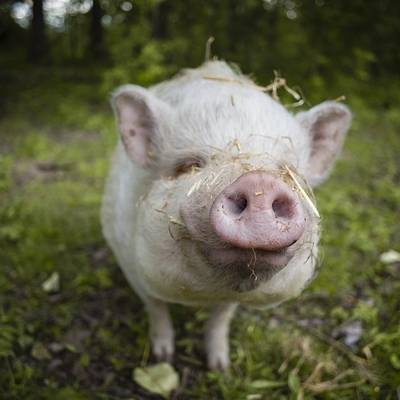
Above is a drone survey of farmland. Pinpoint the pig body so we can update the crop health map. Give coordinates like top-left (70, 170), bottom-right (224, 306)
top-left (101, 61), bottom-right (351, 369)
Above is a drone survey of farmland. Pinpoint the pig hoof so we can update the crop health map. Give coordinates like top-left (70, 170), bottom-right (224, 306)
top-left (152, 338), bottom-right (175, 362)
top-left (207, 350), bottom-right (230, 371)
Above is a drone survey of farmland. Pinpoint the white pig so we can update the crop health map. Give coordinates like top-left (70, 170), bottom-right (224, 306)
top-left (101, 61), bottom-right (351, 370)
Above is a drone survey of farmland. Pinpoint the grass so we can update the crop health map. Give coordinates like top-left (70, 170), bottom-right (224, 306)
top-left (0, 72), bottom-right (399, 400)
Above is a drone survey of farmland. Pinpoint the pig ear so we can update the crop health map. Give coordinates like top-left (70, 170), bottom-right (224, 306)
top-left (111, 85), bottom-right (170, 167)
top-left (296, 101), bottom-right (352, 187)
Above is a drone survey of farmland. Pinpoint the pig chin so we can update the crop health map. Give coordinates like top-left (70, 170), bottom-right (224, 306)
top-left (196, 243), bottom-right (298, 292)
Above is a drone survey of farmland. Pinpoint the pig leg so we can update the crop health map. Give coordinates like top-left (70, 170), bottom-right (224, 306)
top-left (143, 296), bottom-right (175, 362)
top-left (204, 303), bottom-right (238, 370)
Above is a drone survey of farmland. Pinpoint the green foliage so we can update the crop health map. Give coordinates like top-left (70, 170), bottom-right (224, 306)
top-left (102, 41), bottom-right (178, 93)
top-left (3, 0), bottom-right (400, 104)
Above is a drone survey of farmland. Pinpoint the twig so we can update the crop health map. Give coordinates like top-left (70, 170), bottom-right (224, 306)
top-left (171, 367), bottom-right (190, 400)
top-left (272, 314), bottom-right (376, 383)
top-left (304, 379), bottom-right (365, 394)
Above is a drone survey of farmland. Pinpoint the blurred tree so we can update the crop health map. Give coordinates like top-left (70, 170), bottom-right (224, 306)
top-left (0, 0), bottom-right (398, 105)
top-left (89, 0), bottom-right (106, 59)
top-left (152, 0), bottom-right (170, 40)
top-left (29, 0), bottom-right (47, 62)
top-left (0, 3), bottom-right (14, 43)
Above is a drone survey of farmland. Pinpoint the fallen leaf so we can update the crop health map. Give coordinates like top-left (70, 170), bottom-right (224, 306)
top-left (42, 272), bottom-right (60, 293)
top-left (133, 362), bottom-right (179, 399)
top-left (380, 250), bottom-right (400, 264)
top-left (31, 342), bottom-right (52, 360)
top-left (333, 320), bottom-right (363, 348)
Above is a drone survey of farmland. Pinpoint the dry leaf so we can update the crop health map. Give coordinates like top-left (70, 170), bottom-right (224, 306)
top-left (41, 271), bottom-right (60, 293)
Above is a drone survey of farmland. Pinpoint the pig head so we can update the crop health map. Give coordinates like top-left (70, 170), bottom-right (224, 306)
top-left (101, 61), bottom-right (351, 369)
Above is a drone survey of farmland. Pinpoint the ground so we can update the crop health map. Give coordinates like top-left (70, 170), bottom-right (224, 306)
top-left (0, 71), bottom-right (399, 399)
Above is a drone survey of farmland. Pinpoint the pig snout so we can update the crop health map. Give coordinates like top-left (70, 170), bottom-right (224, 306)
top-left (209, 172), bottom-right (306, 252)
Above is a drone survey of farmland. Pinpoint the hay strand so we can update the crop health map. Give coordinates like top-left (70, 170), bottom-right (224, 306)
top-left (284, 165), bottom-right (320, 219)
top-left (204, 36), bottom-right (215, 61)
top-left (202, 70), bottom-right (305, 107)
top-left (334, 95), bottom-right (346, 102)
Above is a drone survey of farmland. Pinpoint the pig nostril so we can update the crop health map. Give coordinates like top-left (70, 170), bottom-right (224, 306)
top-left (272, 196), bottom-right (294, 219)
top-left (225, 194), bottom-right (248, 215)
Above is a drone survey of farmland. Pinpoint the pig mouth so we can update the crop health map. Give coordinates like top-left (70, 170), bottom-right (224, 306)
top-left (196, 244), bottom-right (297, 292)
top-left (205, 246), bottom-right (294, 269)
top-left (196, 241), bottom-right (300, 291)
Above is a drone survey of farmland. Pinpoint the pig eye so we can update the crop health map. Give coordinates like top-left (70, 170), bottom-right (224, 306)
top-left (174, 158), bottom-right (204, 176)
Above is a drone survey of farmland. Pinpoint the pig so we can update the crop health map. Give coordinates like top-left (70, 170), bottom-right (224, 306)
top-left (101, 61), bottom-right (351, 370)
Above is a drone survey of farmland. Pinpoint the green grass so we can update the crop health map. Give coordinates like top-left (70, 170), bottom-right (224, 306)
top-left (1, 75), bottom-right (399, 400)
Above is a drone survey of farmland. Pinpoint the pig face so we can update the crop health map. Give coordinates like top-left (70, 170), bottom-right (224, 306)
top-left (111, 62), bottom-right (351, 305)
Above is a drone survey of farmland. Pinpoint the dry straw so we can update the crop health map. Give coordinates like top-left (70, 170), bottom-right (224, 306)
top-left (283, 164), bottom-right (320, 219)
top-left (202, 70), bottom-right (306, 107)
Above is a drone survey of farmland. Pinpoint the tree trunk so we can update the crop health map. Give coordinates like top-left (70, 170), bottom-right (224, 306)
top-left (29, 0), bottom-right (47, 62)
top-left (89, 0), bottom-right (105, 59)
top-left (152, 0), bottom-right (170, 40)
